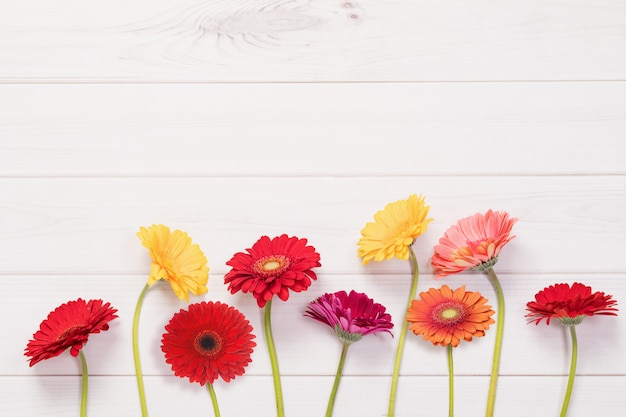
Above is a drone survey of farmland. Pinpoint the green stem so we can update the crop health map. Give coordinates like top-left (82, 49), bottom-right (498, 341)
top-left (447, 345), bottom-right (454, 417)
top-left (207, 384), bottom-right (221, 417)
top-left (326, 342), bottom-right (350, 417)
top-left (264, 299), bottom-right (285, 417)
top-left (387, 246), bottom-right (420, 417)
top-left (132, 284), bottom-right (151, 417)
top-left (78, 350), bottom-right (88, 417)
top-left (485, 268), bottom-right (504, 417)
top-left (560, 326), bottom-right (578, 417)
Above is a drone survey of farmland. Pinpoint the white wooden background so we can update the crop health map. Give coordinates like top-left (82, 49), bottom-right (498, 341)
top-left (1, 0), bottom-right (625, 416)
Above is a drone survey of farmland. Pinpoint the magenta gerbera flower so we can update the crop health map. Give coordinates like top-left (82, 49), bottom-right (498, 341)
top-left (305, 290), bottom-right (394, 344)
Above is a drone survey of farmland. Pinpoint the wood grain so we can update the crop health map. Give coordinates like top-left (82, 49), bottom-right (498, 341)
top-left (2, 83), bottom-right (626, 176)
top-left (3, 375), bottom-right (625, 416)
top-left (1, 0), bottom-right (625, 81)
top-left (2, 0), bottom-right (625, 415)
top-left (1, 177), bottom-right (624, 275)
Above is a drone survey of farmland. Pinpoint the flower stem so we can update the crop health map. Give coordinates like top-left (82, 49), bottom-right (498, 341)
top-left (387, 246), bottom-right (420, 417)
top-left (560, 325), bottom-right (578, 417)
top-left (78, 350), bottom-right (88, 417)
top-left (207, 384), bottom-right (221, 417)
top-left (326, 342), bottom-right (350, 417)
top-left (264, 299), bottom-right (285, 417)
top-left (447, 345), bottom-right (454, 417)
top-left (485, 268), bottom-right (504, 417)
top-left (132, 284), bottom-right (151, 417)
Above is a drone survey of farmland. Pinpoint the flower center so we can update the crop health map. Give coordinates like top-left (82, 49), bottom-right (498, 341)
top-left (432, 301), bottom-right (467, 326)
top-left (262, 261), bottom-right (281, 271)
top-left (253, 255), bottom-right (291, 278)
top-left (194, 330), bottom-right (223, 358)
top-left (441, 308), bottom-right (459, 319)
top-left (58, 325), bottom-right (82, 340)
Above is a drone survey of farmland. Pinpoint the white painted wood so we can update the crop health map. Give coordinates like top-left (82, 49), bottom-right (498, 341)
top-left (0, 0), bottom-right (625, 81)
top-left (2, 0), bottom-right (625, 415)
top-left (1, 83), bottom-right (626, 176)
top-left (3, 375), bottom-right (625, 416)
top-left (7, 274), bottom-right (625, 377)
top-left (1, 177), bottom-right (624, 275)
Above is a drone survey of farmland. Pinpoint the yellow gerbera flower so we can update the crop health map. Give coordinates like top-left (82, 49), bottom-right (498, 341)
top-left (357, 194), bottom-right (433, 265)
top-left (137, 224), bottom-right (209, 301)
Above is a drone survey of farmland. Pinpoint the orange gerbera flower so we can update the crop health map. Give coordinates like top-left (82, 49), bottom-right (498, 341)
top-left (432, 210), bottom-right (517, 279)
top-left (407, 285), bottom-right (495, 347)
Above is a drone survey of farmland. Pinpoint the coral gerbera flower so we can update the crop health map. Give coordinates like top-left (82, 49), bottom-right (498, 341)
top-left (407, 285), bottom-right (495, 347)
top-left (432, 210), bottom-right (517, 279)
top-left (161, 301), bottom-right (256, 386)
top-left (305, 290), bottom-right (394, 344)
top-left (224, 234), bottom-right (321, 308)
top-left (526, 282), bottom-right (618, 326)
top-left (357, 194), bottom-right (433, 265)
top-left (25, 298), bottom-right (118, 366)
top-left (137, 224), bottom-right (209, 301)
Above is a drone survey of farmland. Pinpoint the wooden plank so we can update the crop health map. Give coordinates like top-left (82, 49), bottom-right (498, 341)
top-left (1, 176), bottom-right (624, 275)
top-left (0, 0), bottom-right (625, 81)
top-left (7, 273), bottom-right (625, 376)
top-left (2, 375), bottom-right (624, 416)
top-left (1, 83), bottom-right (625, 176)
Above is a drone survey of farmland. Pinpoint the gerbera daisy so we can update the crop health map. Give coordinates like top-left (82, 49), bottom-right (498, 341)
top-left (134, 224), bottom-right (209, 417)
top-left (431, 210), bottom-right (517, 279)
top-left (526, 282), bottom-right (618, 326)
top-left (161, 301), bottom-right (256, 386)
top-left (305, 290), bottom-right (393, 417)
top-left (356, 194), bottom-right (432, 417)
top-left (25, 298), bottom-right (117, 417)
top-left (137, 224), bottom-right (209, 301)
top-left (357, 194), bottom-right (433, 265)
top-left (225, 234), bottom-right (320, 417)
top-left (407, 285), bottom-right (494, 347)
top-left (431, 209), bottom-right (516, 417)
top-left (305, 290), bottom-right (393, 344)
top-left (25, 298), bottom-right (118, 367)
top-left (224, 234), bottom-right (321, 308)
top-left (526, 283), bottom-right (617, 417)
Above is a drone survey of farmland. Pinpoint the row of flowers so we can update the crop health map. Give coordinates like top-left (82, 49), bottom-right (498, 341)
top-left (25, 195), bottom-right (618, 417)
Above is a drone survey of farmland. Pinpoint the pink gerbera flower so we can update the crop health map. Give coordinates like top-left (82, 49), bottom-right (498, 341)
top-left (432, 210), bottom-right (517, 279)
top-left (305, 290), bottom-right (394, 344)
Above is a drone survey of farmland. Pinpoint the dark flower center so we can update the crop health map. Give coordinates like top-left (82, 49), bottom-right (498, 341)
top-left (432, 301), bottom-right (468, 326)
top-left (194, 330), bottom-right (223, 357)
top-left (253, 255), bottom-right (291, 279)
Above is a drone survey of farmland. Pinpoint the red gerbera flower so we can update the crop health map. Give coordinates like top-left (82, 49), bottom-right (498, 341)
top-left (25, 298), bottom-right (118, 367)
top-left (161, 301), bottom-right (256, 385)
top-left (305, 290), bottom-right (394, 344)
top-left (224, 234), bottom-right (321, 308)
top-left (526, 282), bottom-right (618, 325)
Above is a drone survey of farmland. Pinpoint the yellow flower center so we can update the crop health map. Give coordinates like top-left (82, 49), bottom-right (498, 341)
top-left (432, 301), bottom-right (467, 326)
top-left (262, 261), bottom-right (281, 271)
top-left (441, 308), bottom-right (459, 319)
top-left (253, 255), bottom-right (291, 279)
